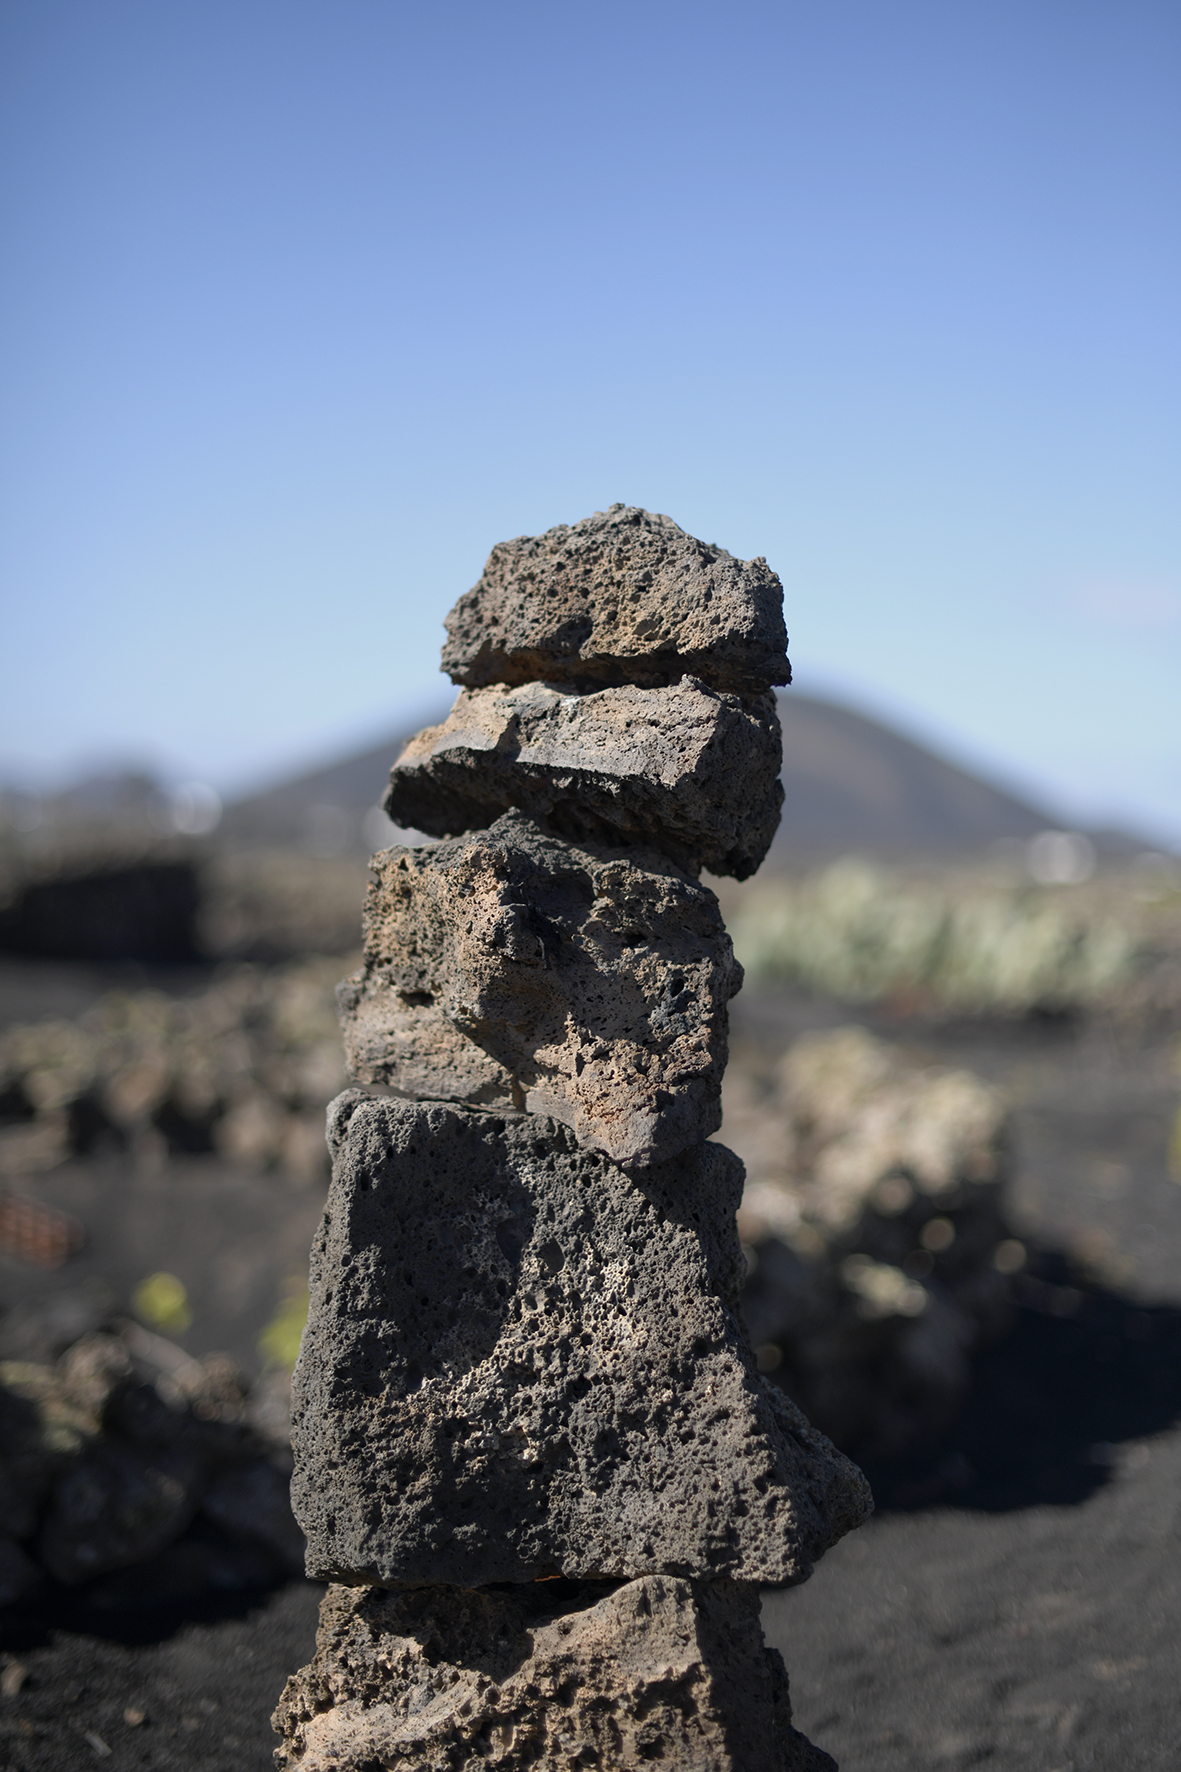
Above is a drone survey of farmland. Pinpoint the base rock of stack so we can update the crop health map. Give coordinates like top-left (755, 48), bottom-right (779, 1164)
top-left (338, 811), bottom-right (742, 1168)
top-left (273, 1575), bottom-right (834, 1772)
top-left (291, 1093), bottom-right (871, 1589)
top-left (384, 678), bottom-right (783, 880)
top-left (439, 503), bottom-right (792, 697)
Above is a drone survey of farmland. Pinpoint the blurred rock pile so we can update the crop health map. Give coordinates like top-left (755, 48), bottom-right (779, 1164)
top-left (0, 831), bottom-right (370, 965)
top-left (0, 839), bottom-right (203, 964)
top-left (0, 1293), bottom-right (299, 1610)
top-left (731, 1026), bottom-right (1020, 1459)
top-left (197, 849), bottom-right (371, 962)
top-left (0, 958), bottom-right (349, 1189)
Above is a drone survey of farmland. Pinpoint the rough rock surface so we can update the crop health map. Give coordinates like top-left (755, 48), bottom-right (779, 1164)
top-left (290, 1093), bottom-right (870, 1589)
top-left (273, 1575), bottom-right (833, 1772)
top-left (338, 813), bottom-right (742, 1168)
top-left (439, 503), bottom-right (792, 697)
top-left (383, 678), bottom-right (784, 881)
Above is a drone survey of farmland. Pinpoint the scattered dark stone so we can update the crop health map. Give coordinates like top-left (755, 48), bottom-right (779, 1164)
top-left (202, 1460), bottom-right (304, 1575)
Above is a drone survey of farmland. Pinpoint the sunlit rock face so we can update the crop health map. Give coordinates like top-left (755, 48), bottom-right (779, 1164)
top-left (273, 1576), bottom-right (835, 1772)
top-left (276, 509), bottom-right (863, 1772)
top-left (440, 503), bottom-right (791, 697)
top-left (383, 677), bottom-right (784, 881)
top-left (337, 812), bottom-right (742, 1169)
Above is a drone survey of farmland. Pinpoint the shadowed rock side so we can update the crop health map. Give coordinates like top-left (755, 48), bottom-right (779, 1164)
top-left (337, 812), bottom-right (742, 1169)
top-left (290, 1094), bottom-right (870, 1590)
top-left (273, 1576), bottom-right (833, 1772)
top-left (383, 678), bottom-right (784, 880)
top-left (439, 503), bottom-right (792, 697)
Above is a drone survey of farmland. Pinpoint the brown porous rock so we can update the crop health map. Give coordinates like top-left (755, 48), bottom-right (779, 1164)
top-left (273, 1576), bottom-right (834, 1772)
top-left (439, 502), bottom-right (791, 697)
top-left (383, 677), bottom-right (784, 880)
top-left (337, 812), bottom-right (742, 1168)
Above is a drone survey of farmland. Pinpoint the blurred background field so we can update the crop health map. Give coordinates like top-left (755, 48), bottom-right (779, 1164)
top-left (3, 702), bottom-right (1181, 1772)
top-left (2, 683), bottom-right (1179, 1388)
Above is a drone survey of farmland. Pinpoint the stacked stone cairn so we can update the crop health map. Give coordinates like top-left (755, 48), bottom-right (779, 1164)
top-left (274, 506), bottom-right (873, 1771)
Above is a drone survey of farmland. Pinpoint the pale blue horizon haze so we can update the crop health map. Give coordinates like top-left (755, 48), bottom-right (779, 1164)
top-left (1, 1), bottom-right (1178, 841)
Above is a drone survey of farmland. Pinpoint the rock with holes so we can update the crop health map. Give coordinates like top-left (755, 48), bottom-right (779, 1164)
top-left (383, 677), bottom-right (783, 881)
top-left (273, 1575), bottom-right (834, 1772)
top-left (290, 1092), bottom-right (871, 1589)
top-left (439, 503), bottom-right (791, 698)
top-left (337, 812), bottom-right (742, 1169)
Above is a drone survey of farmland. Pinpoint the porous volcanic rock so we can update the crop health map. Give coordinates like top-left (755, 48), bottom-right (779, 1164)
top-left (337, 812), bottom-right (742, 1169)
top-left (273, 1575), bottom-right (833, 1772)
top-left (383, 678), bottom-right (783, 881)
top-left (290, 1093), bottom-right (870, 1589)
top-left (439, 503), bottom-right (792, 697)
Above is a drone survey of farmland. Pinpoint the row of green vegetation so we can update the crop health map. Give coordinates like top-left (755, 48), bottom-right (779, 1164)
top-left (727, 859), bottom-right (1181, 1016)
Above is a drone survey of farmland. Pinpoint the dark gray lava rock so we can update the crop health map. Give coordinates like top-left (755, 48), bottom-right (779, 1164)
top-left (273, 1575), bottom-right (834, 1772)
top-left (0, 1319), bottom-right (303, 1597)
top-left (384, 678), bottom-right (784, 880)
top-left (202, 1458), bottom-right (306, 1574)
top-left (0, 1534), bottom-right (41, 1606)
top-left (290, 1093), bottom-right (871, 1589)
top-left (338, 813), bottom-right (742, 1168)
top-left (38, 1438), bottom-right (207, 1585)
top-left (440, 504), bottom-right (791, 697)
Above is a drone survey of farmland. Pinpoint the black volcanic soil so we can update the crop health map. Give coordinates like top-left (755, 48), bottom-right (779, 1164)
top-left (768, 1432), bottom-right (1181, 1771)
top-left (741, 987), bottom-right (1181, 1772)
top-left (2, 963), bottom-right (1180, 1770)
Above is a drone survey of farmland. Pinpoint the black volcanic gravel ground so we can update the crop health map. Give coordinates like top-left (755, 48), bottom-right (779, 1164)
top-left (767, 1428), bottom-right (1181, 1770)
top-left (0, 1581), bottom-right (322, 1771)
top-left (742, 987), bottom-right (1181, 1771)
top-left (1, 964), bottom-right (1180, 1770)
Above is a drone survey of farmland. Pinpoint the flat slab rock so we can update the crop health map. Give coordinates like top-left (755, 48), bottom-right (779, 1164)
top-left (273, 1576), bottom-right (834, 1772)
top-left (439, 503), bottom-right (792, 697)
top-left (384, 678), bottom-right (784, 881)
top-left (290, 1094), bottom-right (870, 1588)
top-left (338, 813), bottom-right (741, 1169)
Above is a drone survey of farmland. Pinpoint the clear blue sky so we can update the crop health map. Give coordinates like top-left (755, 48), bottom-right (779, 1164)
top-left (2, 0), bottom-right (1178, 841)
